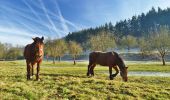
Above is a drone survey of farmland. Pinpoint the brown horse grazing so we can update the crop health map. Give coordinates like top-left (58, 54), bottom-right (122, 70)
top-left (87, 51), bottom-right (128, 82)
top-left (24, 37), bottom-right (44, 80)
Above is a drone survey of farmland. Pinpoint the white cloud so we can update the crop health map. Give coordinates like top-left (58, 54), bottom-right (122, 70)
top-left (38, 0), bottom-right (64, 38)
top-left (0, 26), bottom-right (47, 46)
top-left (0, 26), bottom-right (37, 37)
top-left (0, 35), bottom-right (31, 46)
top-left (53, 0), bottom-right (69, 35)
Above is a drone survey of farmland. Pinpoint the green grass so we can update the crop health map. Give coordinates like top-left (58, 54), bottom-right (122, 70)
top-left (130, 61), bottom-right (170, 72)
top-left (0, 60), bottom-right (170, 100)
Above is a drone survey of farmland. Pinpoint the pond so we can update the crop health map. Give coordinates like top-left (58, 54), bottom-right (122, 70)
top-left (101, 71), bottom-right (170, 77)
top-left (128, 71), bottom-right (170, 77)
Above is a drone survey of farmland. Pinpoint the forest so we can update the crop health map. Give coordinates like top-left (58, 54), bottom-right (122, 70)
top-left (65, 7), bottom-right (170, 45)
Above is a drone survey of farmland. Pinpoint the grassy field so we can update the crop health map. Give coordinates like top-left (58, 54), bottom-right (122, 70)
top-left (0, 60), bottom-right (170, 100)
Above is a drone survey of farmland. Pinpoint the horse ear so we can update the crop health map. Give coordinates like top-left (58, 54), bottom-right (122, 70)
top-left (41, 36), bottom-right (44, 41)
top-left (32, 37), bottom-right (35, 41)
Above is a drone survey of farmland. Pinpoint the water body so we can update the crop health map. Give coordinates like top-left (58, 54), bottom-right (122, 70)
top-left (128, 71), bottom-right (170, 77)
top-left (101, 71), bottom-right (170, 77)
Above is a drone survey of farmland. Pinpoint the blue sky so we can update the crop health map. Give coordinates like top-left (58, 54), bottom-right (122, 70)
top-left (0, 0), bottom-right (170, 46)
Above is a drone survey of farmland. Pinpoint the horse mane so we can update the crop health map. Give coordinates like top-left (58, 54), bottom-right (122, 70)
top-left (113, 52), bottom-right (121, 60)
top-left (113, 52), bottom-right (125, 68)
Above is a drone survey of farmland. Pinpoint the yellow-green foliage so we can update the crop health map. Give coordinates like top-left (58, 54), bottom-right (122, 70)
top-left (0, 60), bottom-right (170, 100)
top-left (88, 31), bottom-right (116, 51)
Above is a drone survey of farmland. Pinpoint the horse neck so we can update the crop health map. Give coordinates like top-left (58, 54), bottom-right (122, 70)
top-left (30, 43), bottom-right (37, 58)
top-left (117, 64), bottom-right (122, 71)
top-left (31, 42), bottom-right (36, 46)
top-left (117, 59), bottom-right (125, 72)
top-left (31, 43), bottom-right (36, 52)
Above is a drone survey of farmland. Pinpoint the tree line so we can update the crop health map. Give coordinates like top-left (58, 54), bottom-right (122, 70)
top-left (0, 43), bottom-right (23, 60)
top-left (0, 24), bottom-right (170, 65)
top-left (45, 39), bottom-right (83, 65)
top-left (44, 25), bottom-right (170, 66)
top-left (0, 25), bottom-right (169, 66)
top-left (65, 7), bottom-right (170, 47)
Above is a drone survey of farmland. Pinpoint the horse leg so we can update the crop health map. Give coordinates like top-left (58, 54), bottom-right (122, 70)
top-left (87, 64), bottom-right (91, 76)
top-left (109, 66), bottom-right (113, 80)
top-left (36, 63), bottom-right (40, 81)
top-left (112, 66), bottom-right (119, 78)
top-left (31, 64), bottom-right (34, 78)
top-left (26, 61), bottom-right (31, 80)
top-left (87, 62), bottom-right (93, 76)
top-left (90, 64), bottom-right (96, 76)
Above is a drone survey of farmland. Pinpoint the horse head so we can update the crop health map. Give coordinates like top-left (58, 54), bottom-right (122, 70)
top-left (120, 66), bottom-right (128, 82)
top-left (32, 36), bottom-right (44, 58)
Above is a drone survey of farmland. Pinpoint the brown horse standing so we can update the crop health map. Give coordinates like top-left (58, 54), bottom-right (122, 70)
top-left (87, 51), bottom-right (128, 82)
top-left (24, 37), bottom-right (44, 80)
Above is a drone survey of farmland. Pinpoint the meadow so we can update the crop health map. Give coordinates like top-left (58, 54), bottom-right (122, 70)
top-left (0, 60), bottom-right (170, 100)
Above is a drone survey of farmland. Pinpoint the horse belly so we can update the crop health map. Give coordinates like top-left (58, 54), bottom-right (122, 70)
top-left (96, 58), bottom-right (108, 66)
top-left (99, 63), bottom-right (108, 66)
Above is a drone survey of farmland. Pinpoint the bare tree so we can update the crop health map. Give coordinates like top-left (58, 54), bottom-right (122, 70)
top-left (88, 31), bottom-right (116, 51)
top-left (149, 26), bottom-right (170, 65)
top-left (45, 38), bottom-right (67, 64)
top-left (138, 37), bottom-right (151, 58)
top-left (68, 41), bottom-right (83, 65)
top-left (54, 39), bottom-right (67, 62)
top-left (121, 35), bottom-right (137, 52)
top-left (45, 39), bottom-right (56, 64)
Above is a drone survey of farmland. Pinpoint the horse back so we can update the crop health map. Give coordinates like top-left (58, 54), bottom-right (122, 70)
top-left (89, 51), bottom-right (116, 66)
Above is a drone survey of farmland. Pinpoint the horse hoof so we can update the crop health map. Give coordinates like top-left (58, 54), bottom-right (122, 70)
top-left (110, 76), bottom-right (114, 80)
top-left (36, 79), bottom-right (41, 81)
top-left (110, 78), bottom-right (114, 80)
top-left (112, 74), bottom-right (116, 77)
